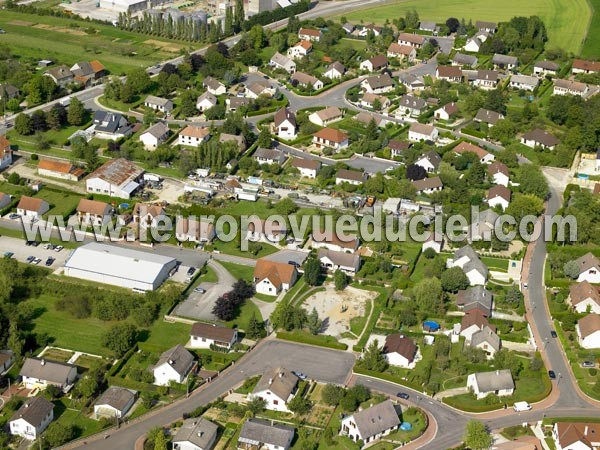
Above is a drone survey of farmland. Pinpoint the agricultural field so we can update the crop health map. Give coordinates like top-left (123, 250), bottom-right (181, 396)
top-left (0, 11), bottom-right (193, 74)
top-left (581, 0), bottom-right (600, 57)
top-left (333, 0), bottom-right (592, 54)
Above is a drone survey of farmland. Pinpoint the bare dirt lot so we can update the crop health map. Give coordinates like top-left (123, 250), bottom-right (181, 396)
top-left (303, 285), bottom-right (377, 339)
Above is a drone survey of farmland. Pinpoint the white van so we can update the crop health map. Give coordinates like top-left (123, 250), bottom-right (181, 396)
top-left (513, 401), bottom-right (531, 412)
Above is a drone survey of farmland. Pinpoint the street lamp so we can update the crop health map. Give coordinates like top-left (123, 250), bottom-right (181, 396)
top-left (557, 373), bottom-right (563, 386)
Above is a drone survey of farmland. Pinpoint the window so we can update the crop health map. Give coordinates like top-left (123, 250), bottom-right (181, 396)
top-left (273, 399), bottom-right (279, 405)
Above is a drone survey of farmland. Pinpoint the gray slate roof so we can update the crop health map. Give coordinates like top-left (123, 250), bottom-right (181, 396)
top-left (317, 248), bottom-right (361, 271)
top-left (20, 358), bottom-right (76, 385)
top-left (471, 369), bottom-right (513, 392)
top-left (10, 396), bottom-right (54, 427)
top-left (239, 418), bottom-right (295, 448)
top-left (471, 325), bottom-right (500, 351)
top-left (253, 367), bottom-right (298, 402)
top-left (492, 54), bottom-right (518, 66)
top-left (145, 95), bottom-right (172, 108)
top-left (350, 400), bottom-right (401, 439)
top-left (173, 418), bottom-right (219, 449)
top-left (142, 122), bottom-right (170, 139)
top-left (452, 53), bottom-right (478, 67)
top-left (154, 344), bottom-right (194, 377)
top-left (95, 386), bottom-right (136, 412)
top-left (457, 285), bottom-right (493, 314)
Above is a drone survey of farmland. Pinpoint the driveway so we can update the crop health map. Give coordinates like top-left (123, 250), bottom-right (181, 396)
top-left (171, 260), bottom-right (236, 320)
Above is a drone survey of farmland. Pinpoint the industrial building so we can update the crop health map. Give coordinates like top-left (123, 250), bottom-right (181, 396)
top-left (63, 243), bottom-right (177, 291)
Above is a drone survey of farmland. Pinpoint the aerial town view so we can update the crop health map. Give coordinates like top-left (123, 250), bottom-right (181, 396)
top-left (0, 0), bottom-right (599, 447)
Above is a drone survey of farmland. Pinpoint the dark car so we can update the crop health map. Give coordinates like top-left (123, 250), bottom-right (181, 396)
top-left (548, 370), bottom-right (556, 379)
top-left (288, 260), bottom-right (300, 267)
top-left (292, 371), bottom-right (308, 380)
top-left (45, 257), bottom-right (55, 267)
top-left (25, 240), bottom-right (34, 246)
top-left (187, 267), bottom-right (196, 276)
top-left (31, 241), bottom-right (40, 247)
top-left (397, 392), bottom-right (410, 400)
top-left (550, 330), bottom-right (558, 338)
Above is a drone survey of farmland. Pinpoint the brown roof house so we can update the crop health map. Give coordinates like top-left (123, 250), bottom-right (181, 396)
top-left (460, 309), bottom-right (495, 343)
top-left (313, 128), bottom-right (349, 152)
top-left (577, 314), bottom-right (600, 349)
top-left (175, 217), bottom-right (216, 243)
top-left (312, 231), bottom-right (360, 254)
top-left (398, 32), bottom-right (426, 48)
top-left (360, 55), bottom-right (389, 72)
top-left (0, 135), bottom-right (12, 170)
top-left (553, 422), bottom-right (600, 449)
top-left (308, 106), bottom-right (344, 127)
top-left (17, 196), bottom-right (50, 221)
top-left (76, 198), bottom-right (112, 227)
top-left (434, 102), bottom-right (459, 121)
top-left (340, 400), bottom-right (400, 445)
top-left (132, 203), bottom-right (166, 228)
top-left (19, 357), bottom-right (77, 391)
top-left (335, 168), bottom-right (367, 186)
top-left (253, 259), bottom-right (298, 296)
top-left (317, 248), bottom-right (361, 275)
top-left (382, 334), bottom-right (419, 368)
top-left (251, 367), bottom-right (299, 412)
top-left (387, 43), bottom-right (416, 61)
top-left (474, 108), bottom-right (504, 126)
top-left (569, 281), bottom-right (600, 314)
top-left (274, 107), bottom-right (297, 140)
top-left (190, 323), bottom-right (238, 350)
top-left (178, 125), bottom-right (210, 148)
top-left (9, 396), bottom-right (54, 440)
top-left (488, 161), bottom-right (510, 186)
top-left (487, 185), bottom-right (511, 210)
top-left (38, 159), bottom-right (84, 181)
top-left (290, 158), bottom-right (321, 179)
top-left (436, 65), bottom-right (463, 82)
top-left (454, 141), bottom-right (495, 164)
top-left (572, 59), bottom-right (600, 75)
top-left (412, 176), bottom-right (443, 195)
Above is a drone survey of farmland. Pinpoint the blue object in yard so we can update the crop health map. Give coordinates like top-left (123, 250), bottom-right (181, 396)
top-left (578, 174), bottom-right (589, 180)
top-left (400, 422), bottom-right (413, 431)
top-left (529, 95), bottom-right (534, 102)
top-left (119, 203), bottom-right (129, 209)
top-left (423, 321), bottom-right (440, 331)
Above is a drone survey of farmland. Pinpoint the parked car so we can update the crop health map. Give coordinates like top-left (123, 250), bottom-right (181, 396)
top-left (193, 287), bottom-right (206, 294)
top-left (45, 257), bottom-right (55, 267)
top-left (43, 243), bottom-right (55, 250)
top-left (32, 258), bottom-right (41, 265)
top-left (26, 256), bottom-right (35, 263)
top-left (3, 252), bottom-right (13, 258)
top-left (548, 370), bottom-right (556, 379)
top-left (583, 361), bottom-right (595, 368)
top-left (9, 213), bottom-right (20, 220)
top-left (54, 245), bottom-right (64, 252)
top-left (550, 330), bottom-right (558, 338)
top-left (25, 241), bottom-right (34, 246)
top-left (187, 267), bottom-right (196, 276)
top-left (31, 241), bottom-right (40, 247)
top-left (292, 371), bottom-right (308, 380)
top-left (397, 392), bottom-right (410, 400)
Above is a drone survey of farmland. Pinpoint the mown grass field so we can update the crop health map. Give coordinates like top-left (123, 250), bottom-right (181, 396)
top-left (581, 0), bottom-right (600, 57)
top-left (0, 11), bottom-right (193, 73)
top-left (334, 0), bottom-right (592, 54)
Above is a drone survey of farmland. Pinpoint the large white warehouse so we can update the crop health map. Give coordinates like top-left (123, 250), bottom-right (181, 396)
top-left (64, 243), bottom-right (177, 291)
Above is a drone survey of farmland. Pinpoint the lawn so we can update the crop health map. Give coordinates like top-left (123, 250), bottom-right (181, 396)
top-left (53, 398), bottom-right (107, 439)
top-left (210, 238), bottom-right (278, 259)
top-left (481, 256), bottom-right (510, 271)
top-left (332, 0), bottom-right (591, 54)
top-left (138, 319), bottom-right (191, 354)
top-left (581, 0), bottom-right (600, 57)
top-left (224, 299), bottom-right (262, 331)
top-left (0, 10), bottom-right (193, 73)
top-left (218, 261), bottom-right (255, 282)
top-left (35, 187), bottom-right (82, 219)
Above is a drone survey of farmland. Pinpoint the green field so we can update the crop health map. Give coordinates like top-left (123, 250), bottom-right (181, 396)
top-left (0, 11), bottom-right (193, 74)
top-left (581, 0), bottom-right (600, 57)
top-left (334, 0), bottom-right (592, 54)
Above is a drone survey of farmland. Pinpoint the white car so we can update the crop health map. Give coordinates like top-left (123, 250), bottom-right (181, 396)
top-left (54, 245), bottom-right (64, 252)
top-left (32, 258), bottom-right (42, 265)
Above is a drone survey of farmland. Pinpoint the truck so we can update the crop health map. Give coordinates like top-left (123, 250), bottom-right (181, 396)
top-left (513, 401), bottom-right (531, 412)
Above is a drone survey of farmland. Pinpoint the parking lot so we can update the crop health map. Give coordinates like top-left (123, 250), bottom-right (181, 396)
top-left (0, 235), bottom-right (70, 269)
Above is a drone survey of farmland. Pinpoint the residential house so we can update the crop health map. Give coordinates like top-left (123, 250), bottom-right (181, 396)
top-left (342, 23), bottom-right (355, 34)
top-left (132, 203), bottom-right (166, 229)
top-left (495, 436), bottom-right (543, 450)
top-left (521, 129), bottom-right (560, 150)
top-left (0, 84), bottom-right (19, 101)
top-left (9, 397), bottom-right (54, 440)
top-left (492, 54), bottom-right (518, 70)
top-left (0, 192), bottom-right (10, 211)
top-left (190, 323), bottom-right (237, 351)
top-left (464, 37), bottom-right (484, 53)
top-left (553, 79), bottom-right (590, 97)
top-left (19, 357), bottom-right (77, 391)
top-left (488, 185), bottom-right (511, 210)
top-left (354, 112), bottom-right (386, 128)
top-left (553, 422), bottom-right (600, 450)
top-left (298, 27), bottom-right (322, 42)
top-left (324, 61), bottom-right (346, 79)
top-left (412, 176), bottom-right (443, 194)
top-left (172, 418), bottom-right (219, 450)
top-left (238, 419), bottom-right (295, 450)
top-left (43, 65), bottom-right (74, 87)
top-left (434, 102), bottom-right (459, 121)
top-left (254, 147), bottom-right (286, 165)
top-left (533, 60), bottom-right (559, 77)
top-left (37, 159), bottom-right (84, 181)
top-left (568, 281), bottom-right (600, 314)
top-left (473, 70), bottom-right (500, 90)
top-left (388, 140), bottom-right (411, 158)
top-left (414, 150), bottom-right (441, 173)
top-left (309, 106), bottom-right (344, 127)
top-left (453, 141), bottom-right (495, 164)
top-left (360, 73), bottom-right (395, 94)
top-left (251, 367), bottom-right (299, 412)
top-left (572, 59), bottom-right (600, 75)
top-left (140, 122), bottom-right (170, 150)
top-left (247, 218), bottom-right (288, 243)
top-left (92, 111), bottom-right (133, 140)
top-left (175, 217), bottom-right (216, 243)
top-left (291, 71), bottom-right (323, 90)
top-left (452, 53), bottom-right (478, 67)
top-left (269, 52), bottom-right (296, 74)
top-left (226, 97), bottom-right (251, 112)
top-left (358, 24), bottom-right (382, 37)
top-left (475, 21), bottom-right (497, 33)
top-left (577, 314), bottom-right (600, 349)
top-left (488, 161), bottom-right (510, 186)
top-left (253, 259), bottom-right (298, 296)
top-left (457, 285), bottom-right (493, 316)
top-left (245, 80), bottom-right (275, 99)
top-left (0, 351), bottom-right (13, 373)
top-left (340, 400), bottom-right (400, 444)
top-left (313, 128), bottom-right (349, 152)
top-left (93, 387), bottom-right (137, 419)
top-left (387, 43), bottom-right (416, 62)
top-left (178, 126), bottom-right (210, 147)
top-left (408, 123), bottom-right (438, 142)
top-left (419, 21), bottom-right (436, 32)
top-left (396, 94), bottom-right (427, 118)
top-left (382, 333), bottom-right (418, 368)
top-left (85, 158), bottom-right (144, 199)
top-left (312, 232), bottom-right (359, 253)
top-left (287, 40), bottom-right (312, 59)
top-left (144, 95), bottom-right (173, 113)
top-left (196, 92), bottom-right (218, 112)
top-left (398, 73), bottom-right (425, 92)
top-left (335, 168), bottom-right (366, 185)
top-left (76, 198), bottom-right (112, 227)
top-left (471, 326), bottom-right (500, 358)
top-left (291, 158), bottom-right (321, 179)
top-left (152, 344), bottom-right (195, 386)
top-left (317, 248), bottom-right (361, 275)
top-left (575, 253), bottom-right (600, 283)
top-left (468, 209), bottom-right (499, 241)
top-left (360, 55), bottom-right (389, 72)
top-left (17, 196), bottom-right (49, 221)
top-left (509, 74), bottom-right (539, 91)
top-left (274, 107), bottom-right (297, 140)
top-left (0, 136), bottom-right (12, 170)
top-left (422, 232), bottom-right (444, 253)
top-left (202, 77), bottom-right (226, 95)
top-left (448, 245), bottom-right (488, 285)
top-left (474, 108), bottom-right (504, 127)
top-left (436, 65), bottom-right (463, 83)
top-left (397, 33), bottom-right (426, 48)
top-left (360, 93), bottom-right (390, 109)
top-left (70, 60), bottom-right (106, 85)
top-left (460, 309), bottom-right (495, 343)
top-left (467, 369), bottom-right (514, 399)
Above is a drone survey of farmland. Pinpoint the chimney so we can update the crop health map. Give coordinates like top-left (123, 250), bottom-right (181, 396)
top-left (496, 370), bottom-right (499, 375)
top-left (268, 378), bottom-right (273, 385)
top-left (41, 359), bottom-right (46, 366)
top-left (197, 431), bottom-right (204, 437)
top-left (169, 359), bottom-right (174, 365)
top-left (585, 426), bottom-right (589, 435)
top-left (279, 372), bottom-right (284, 378)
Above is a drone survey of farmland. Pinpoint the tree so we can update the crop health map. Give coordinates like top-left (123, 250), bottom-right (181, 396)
top-left (423, 247), bottom-right (437, 259)
top-left (334, 269), bottom-right (348, 291)
top-left (212, 295), bottom-right (236, 321)
top-left (518, 165), bottom-right (549, 199)
top-left (303, 257), bottom-right (321, 286)
top-left (274, 197), bottom-right (298, 215)
top-left (14, 113), bottom-right (33, 135)
top-left (246, 312), bottom-right (266, 339)
top-left (288, 394), bottom-right (313, 415)
top-left (412, 277), bottom-right (443, 314)
top-left (360, 339), bottom-right (388, 371)
top-left (446, 17), bottom-right (460, 33)
top-left (126, 68), bottom-right (152, 95)
top-left (47, 104), bottom-right (66, 130)
top-left (256, 128), bottom-right (272, 148)
top-left (406, 164), bottom-right (427, 181)
top-left (506, 193), bottom-right (544, 224)
top-left (321, 384), bottom-right (344, 406)
top-left (100, 323), bottom-right (138, 357)
top-left (463, 420), bottom-right (493, 450)
top-left (405, 9), bottom-right (419, 29)
top-left (505, 286), bottom-right (523, 305)
top-left (246, 396), bottom-right (267, 415)
top-left (67, 98), bottom-right (85, 126)
top-left (45, 423), bottom-right (76, 447)
top-left (563, 260), bottom-right (581, 279)
top-left (153, 429), bottom-right (168, 450)
top-left (441, 267), bottom-right (470, 292)
top-left (307, 307), bottom-right (322, 335)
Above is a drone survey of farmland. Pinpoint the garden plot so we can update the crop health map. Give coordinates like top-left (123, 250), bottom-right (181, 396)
top-left (303, 285), bottom-right (377, 339)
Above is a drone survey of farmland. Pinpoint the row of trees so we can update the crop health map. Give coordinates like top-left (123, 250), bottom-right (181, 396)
top-left (14, 98), bottom-right (86, 136)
